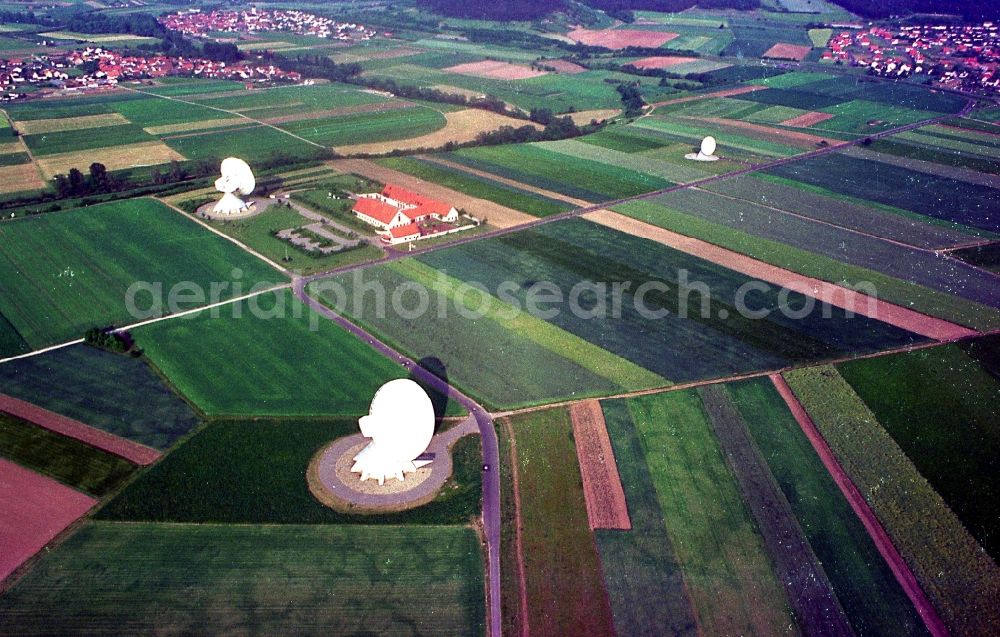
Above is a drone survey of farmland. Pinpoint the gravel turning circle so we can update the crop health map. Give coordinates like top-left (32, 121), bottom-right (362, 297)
top-left (307, 433), bottom-right (453, 514)
top-left (196, 198), bottom-right (266, 220)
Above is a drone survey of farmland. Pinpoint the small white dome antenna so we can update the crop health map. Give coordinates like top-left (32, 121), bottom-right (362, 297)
top-left (351, 379), bottom-right (436, 485)
top-left (212, 157), bottom-right (256, 215)
top-left (686, 136), bottom-right (720, 162)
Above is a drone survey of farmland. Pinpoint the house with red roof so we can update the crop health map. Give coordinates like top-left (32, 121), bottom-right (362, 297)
top-left (352, 184), bottom-right (461, 245)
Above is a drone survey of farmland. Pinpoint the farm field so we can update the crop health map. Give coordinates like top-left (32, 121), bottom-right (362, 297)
top-left (0, 198), bottom-right (280, 352)
top-left (0, 345), bottom-right (200, 449)
top-left (837, 344), bottom-right (1000, 560)
top-left (697, 383), bottom-right (853, 635)
top-left (703, 173), bottom-right (985, 249)
top-left (133, 290), bottom-right (463, 417)
top-left (784, 366), bottom-right (1000, 637)
top-left (0, 459), bottom-right (95, 583)
top-left (310, 259), bottom-right (666, 410)
top-left (766, 151), bottom-right (1000, 233)
top-left (614, 195), bottom-right (1000, 330)
top-left (595, 399), bottom-right (699, 636)
top-left (0, 412), bottom-right (136, 498)
top-left (280, 105), bottom-right (446, 147)
top-left (375, 156), bottom-right (573, 217)
top-left (502, 409), bottom-right (616, 635)
top-left (98, 419), bottom-right (482, 525)
top-left (745, 72), bottom-right (966, 115)
top-left (631, 117), bottom-right (806, 161)
top-left (619, 391), bottom-right (798, 634)
top-left (727, 378), bottom-right (930, 636)
top-left (0, 522), bottom-right (485, 636)
top-left (418, 218), bottom-right (923, 384)
top-left (334, 108), bottom-right (539, 155)
top-left (448, 144), bottom-right (673, 201)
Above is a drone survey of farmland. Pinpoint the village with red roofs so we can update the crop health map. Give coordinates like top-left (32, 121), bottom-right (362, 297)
top-left (159, 8), bottom-right (375, 41)
top-left (823, 22), bottom-right (1000, 92)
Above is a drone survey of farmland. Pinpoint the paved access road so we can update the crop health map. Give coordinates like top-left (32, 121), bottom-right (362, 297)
top-left (292, 278), bottom-right (502, 637)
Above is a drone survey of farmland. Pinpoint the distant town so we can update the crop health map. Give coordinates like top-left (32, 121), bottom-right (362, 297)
top-left (159, 8), bottom-right (375, 41)
top-left (0, 48), bottom-right (301, 102)
top-left (824, 22), bottom-right (1000, 92)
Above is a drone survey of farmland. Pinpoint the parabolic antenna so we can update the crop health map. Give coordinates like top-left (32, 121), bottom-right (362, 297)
top-left (212, 157), bottom-right (256, 214)
top-left (701, 136), bottom-right (717, 157)
top-left (685, 135), bottom-right (720, 162)
top-left (351, 379), bottom-right (436, 485)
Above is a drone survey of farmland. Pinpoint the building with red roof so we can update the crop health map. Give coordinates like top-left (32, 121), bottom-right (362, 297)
top-left (352, 184), bottom-right (461, 245)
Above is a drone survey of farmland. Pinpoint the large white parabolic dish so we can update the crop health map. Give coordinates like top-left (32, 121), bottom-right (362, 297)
top-left (351, 379), bottom-right (436, 485)
top-left (212, 157), bottom-right (256, 214)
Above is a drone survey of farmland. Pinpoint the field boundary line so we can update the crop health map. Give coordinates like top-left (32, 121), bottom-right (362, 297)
top-left (699, 384), bottom-right (853, 636)
top-left (0, 394), bottom-right (161, 465)
top-left (500, 418), bottom-right (530, 637)
top-left (156, 197), bottom-right (293, 276)
top-left (690, 185), bottom-right (956, 254)
top-left (769, 373), bottom-right (950, 637)
top-left (120, 86), bottom-right (328, 150)
top-left (584, 209), bottom-right (978, 341)
top-left (418, 155), bottom-right (592, 207)
top-left (489, 332), bottom-right (983, 419)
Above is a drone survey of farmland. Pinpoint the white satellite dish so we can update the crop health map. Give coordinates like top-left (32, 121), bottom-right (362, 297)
top-left (351, 379), bottom-right (436, 485)
top-left (686, 135), bottom-right (720, 162)
top-left (212, 157), bottom-right (256, 215)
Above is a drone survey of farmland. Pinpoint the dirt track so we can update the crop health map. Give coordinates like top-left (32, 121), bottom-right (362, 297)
top-left (568, 401), bottom-right (631, 530)
top-left (584, 209), bottom-right (978, 341)
top-left (651, 84), bottom-right (769, 108)
top-left (261, 100), bottom-right (412, 125)
top-left (770, 374), bottom-right (949, 637)
top-left (329, 158), bottom-right (537, 229)
top-left (699, 384), bottom-right (853, 636)
top-left (422, 156), bottom-right (592, 207)
top-left (0, 394), bottom-right (161, 465)
top-left (695, 116), bottom-right (842, 148)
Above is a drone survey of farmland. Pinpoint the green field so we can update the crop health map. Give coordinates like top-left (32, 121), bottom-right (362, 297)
top-left (705, 172), bottom-right (983, 248)
top-left (633, 117), bottom-right (804, 160)
top-left (376, 156), bottom-right (573, 217)
top-left (596, 399), bottom-right (699, 636)
top-left (784, 366), bottom-right (1000, 637)
top-left (312, 259), bottom-right (666, 410)
top-left (623, 391), bottom-right (797, 634)
top-left (451, 144), bottom-right (672, 202)
top-left (161, 124), bottom-right (323, 161)
top-left (98, 419), bottom-right (481, 525)
top-left (419, 218), bottom-right (922, 384)
top-left (0, 345), bottom-right (199, 449)
top-left (134, 289), bottom-right (463, 417)
top-left (0, 198), bottom-right (281, 351)
top-left (0, 522), bottom-right (485, 636)
top-left (504, 409), bottom-right (615, 635)
top-left (22, 122), bottom-right (154, 155)
top-left (837, 345), bottom-right (1000, 560)
top-left (768, 152), bottom-right (1000, 233)
top-left (613, 198), bottom-right (1000, 331)
top-left (727, 378), bottom-right (930, 636)
top-left (280, 107), bottom-right (446, 147)
top-left (541, 138), bottom-right (715, 183)
top-left (0, 412), bottom-right (136, 498)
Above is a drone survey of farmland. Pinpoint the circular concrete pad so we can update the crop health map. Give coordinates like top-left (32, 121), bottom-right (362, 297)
top-left (307, 433), bottom-right (453, 514)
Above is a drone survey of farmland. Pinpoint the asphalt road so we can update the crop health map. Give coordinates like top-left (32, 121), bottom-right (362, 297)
top-left (292, 278), bottom-right (503, 637)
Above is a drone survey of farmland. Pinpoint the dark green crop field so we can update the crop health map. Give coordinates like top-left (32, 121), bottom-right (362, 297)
top-left (0, 522), bottom-right (485, 636)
